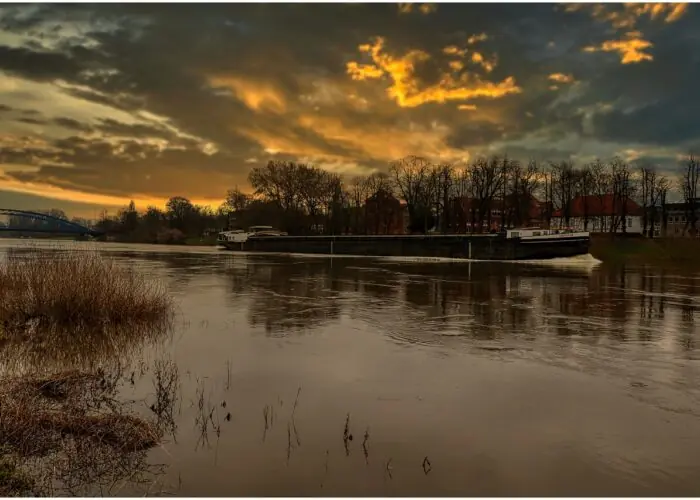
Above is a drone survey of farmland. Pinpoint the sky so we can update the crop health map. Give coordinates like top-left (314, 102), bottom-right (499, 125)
top-left (0, 2), bottom-right (697, 217)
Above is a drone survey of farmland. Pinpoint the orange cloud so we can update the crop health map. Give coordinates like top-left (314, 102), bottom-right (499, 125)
top-left (571, 3), bottom-right (689, 29)
top-left (207, 76), bottom-right (287, 113)
top-left (548, 73), bottom-right (575, 84)
top-left (569, 3), bottom-right (687, 65)
top-left (347, 37), bottom-right (521, 108)
top-left (236, 126), bottom-right (346, 161)
top-left (448, 60), bottom-right (465, 71)
top-left (419, 3), bottom-right (437, 14)
top-left (470, 52), bottom-right (496, 73)
top-left (397, 3), bottom-right (436, 15)
top-left (297, 114), bottom-right (470, 163)
top-left (346, 61), bottom-right (385, 81)
top-left (457, 104), bottom-right (477, 111)
top-left (583, 35), bottom-right (653, 64)
top-left (467, 33), bottom-right (489, 45)
top-left (443, 45), bottom-right (467, 57)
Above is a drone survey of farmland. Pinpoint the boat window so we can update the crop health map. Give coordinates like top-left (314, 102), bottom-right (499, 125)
top-left (511, 231), bottom-right (520, 238)
top-left (533, 231), bottom-right (541, 236)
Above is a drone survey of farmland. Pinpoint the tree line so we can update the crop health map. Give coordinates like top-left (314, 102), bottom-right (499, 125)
top-left (5, 155), bottom-right (699, 243)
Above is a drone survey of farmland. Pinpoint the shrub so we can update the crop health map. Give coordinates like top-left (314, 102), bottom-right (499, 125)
top-left (156, 228), bottom-right (185, 245)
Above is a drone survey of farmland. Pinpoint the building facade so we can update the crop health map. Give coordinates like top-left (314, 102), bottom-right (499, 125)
top-left (551, 194), bottom-right (644, 234)
top-left (657, 201), bottom-right (700, 238)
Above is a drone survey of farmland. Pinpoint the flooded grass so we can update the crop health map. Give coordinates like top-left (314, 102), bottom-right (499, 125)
top-left (0, 246), bottom-right (178, 495)
top-left (0, 247), bottom-right (173, 329)
top-left (0, 457), bottom-right (35, 496)
top-left (0, 367), bottom-right (177, 495)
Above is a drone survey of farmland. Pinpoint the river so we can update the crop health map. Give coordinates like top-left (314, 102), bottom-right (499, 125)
top-left (2, 239), bottom-right (700, 495)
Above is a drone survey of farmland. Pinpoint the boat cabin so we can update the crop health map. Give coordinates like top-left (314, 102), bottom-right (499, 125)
top-left (504, 227), bottom-right (589, 240)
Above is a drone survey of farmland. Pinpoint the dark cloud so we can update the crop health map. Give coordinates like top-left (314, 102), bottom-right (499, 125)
top-left (0, 3), bottom-right (698, 209)
top-left (0, 45), bottom-right (81, 82)
top-left (95, 118), bottom-right (176, 140)
top-left (15, 116), bottom-right (45, 125)
top-left (53, 117), bottom-right (92, 132)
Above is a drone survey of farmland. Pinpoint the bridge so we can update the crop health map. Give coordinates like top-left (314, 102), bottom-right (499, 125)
top-left (0, 208), bottom-right (103, 237)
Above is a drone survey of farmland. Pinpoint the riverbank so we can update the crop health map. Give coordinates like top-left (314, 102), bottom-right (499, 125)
top-left (589, 235), bottom-right (700, 268)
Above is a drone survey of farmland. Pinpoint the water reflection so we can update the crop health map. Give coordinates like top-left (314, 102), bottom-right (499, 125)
top-left (219, 255), bottom-right (699, 354)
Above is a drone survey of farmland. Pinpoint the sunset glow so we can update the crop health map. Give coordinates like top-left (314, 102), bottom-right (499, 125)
top-left (0, 3), bottom-right (696, 216)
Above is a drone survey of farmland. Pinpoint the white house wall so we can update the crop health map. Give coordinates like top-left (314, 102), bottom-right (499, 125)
top-left (551, 215), bottom-right (643, 234)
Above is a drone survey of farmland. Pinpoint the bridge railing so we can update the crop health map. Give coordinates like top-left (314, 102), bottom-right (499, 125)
top-left (0, 208), bottom-right (103, 236)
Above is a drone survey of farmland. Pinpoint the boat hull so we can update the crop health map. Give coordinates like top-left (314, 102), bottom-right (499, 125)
top-left (221, 234), bottom-right (590, 261)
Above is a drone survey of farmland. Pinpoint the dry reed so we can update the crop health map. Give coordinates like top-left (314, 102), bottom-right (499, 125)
top-left (0, 367), bottom-right (174, 495)
top-left (0, 247), bottom-right (173, 329)
top-left (0, 246), bottom-right (176, 494)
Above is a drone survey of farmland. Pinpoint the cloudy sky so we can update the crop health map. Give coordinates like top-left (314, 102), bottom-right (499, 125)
top-left (0, 2), bottom-right (696, 216)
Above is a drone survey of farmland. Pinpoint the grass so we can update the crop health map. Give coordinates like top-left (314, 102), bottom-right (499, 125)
top-left (0, 368), bottom-right (175, 495)
top-left (183, 235), bottom-right (218, 246)
top-left (0, 246), bottom-right (173, 329)
top-left (590, 235), bottom-right (700, 269)
top-left (0, 458), bottom-right (35, 496)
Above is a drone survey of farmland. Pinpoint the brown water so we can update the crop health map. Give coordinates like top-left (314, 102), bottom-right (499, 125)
top-left (2, 239), bottom-right (700, 496)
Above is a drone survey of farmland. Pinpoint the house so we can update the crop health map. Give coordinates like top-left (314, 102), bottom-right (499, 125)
top-left (657, 200), bottom-right (700, 238)
top-left (551, 194), bottom-right (643, 234)
top-left (364, 190), bottom-right (406, 235)
top-left (451, 194), bottom-right (549, 233)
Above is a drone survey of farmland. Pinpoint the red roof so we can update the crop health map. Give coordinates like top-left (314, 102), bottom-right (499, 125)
top-left (552, 194), bottom-right (642, 218)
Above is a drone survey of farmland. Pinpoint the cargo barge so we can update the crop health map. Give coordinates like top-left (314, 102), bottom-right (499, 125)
top-left (221, 228), bottom-right (590, 261)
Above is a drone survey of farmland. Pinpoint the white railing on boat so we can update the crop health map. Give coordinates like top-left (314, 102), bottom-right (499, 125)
top-left (505, 228), bottom-right (590, 240)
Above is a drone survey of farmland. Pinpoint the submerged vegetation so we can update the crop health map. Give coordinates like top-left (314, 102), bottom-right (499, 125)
top-left (0, 368), bottom-right (176, 495)
top-left (0, 246), bottom-right (178, 495)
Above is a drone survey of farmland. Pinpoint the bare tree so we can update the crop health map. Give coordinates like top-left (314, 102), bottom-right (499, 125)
top-left (224, 187), bottom-right (251, 213)
top-left (679, 154), bottom-right (700, 236)
top-left (364, 172), bottom-right (393, 197)
top-left (470, 156), bottom-right (504, 233)
top-left (430, 163), bottom-right (454, 233)
top-left (248, 161), bottom-right (341, 234)
top-left (540, 168), bottom-right (554, 228)
top-left (348, 176), bottom-right (371, 234)
top-left (610, 158), bottom-right (635, 234)
top-left (658, 176), bottom-right (670, 237)
top-left (507, 160), bottom-right (539, 228)
top-left (249, 161), bottom-right (302, 213)
top-left (451, 166), bottom-right (472, 233)
top-left (638, 165), bottom-right (665, 237)
top-left (578, 164), bottom-right (594, 231)
top-left (550, 161), bottom-right (579, 228)
top-left (324, 174), bottom-right (347, 235)
top-left (590, 159), bottom-right (611, 232)
top-left (390, 156), bottom-right (435, 233)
